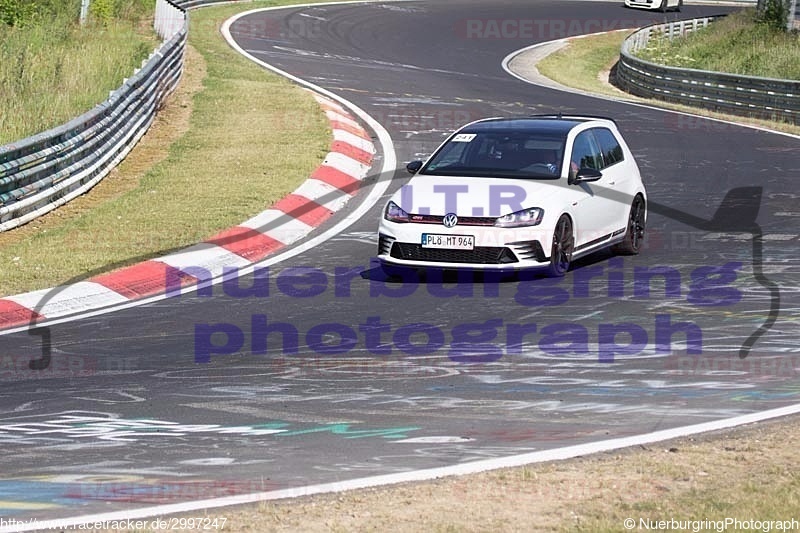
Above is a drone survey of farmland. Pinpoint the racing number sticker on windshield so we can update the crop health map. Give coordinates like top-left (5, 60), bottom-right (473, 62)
top-left (452, 133), bottom-right (477, 143)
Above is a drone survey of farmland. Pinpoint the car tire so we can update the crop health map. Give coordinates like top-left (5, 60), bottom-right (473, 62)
top-left (612, 195), bottom-right (646, 255)
top-left (547, 215), bottom-right (574, 277)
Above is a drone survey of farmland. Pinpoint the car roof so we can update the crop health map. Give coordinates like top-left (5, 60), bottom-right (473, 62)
top-left (460, 116), bottom-right (616, 135)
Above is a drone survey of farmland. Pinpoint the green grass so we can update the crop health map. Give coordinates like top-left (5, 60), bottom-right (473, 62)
top-left (635, 9), bottom-right (800, 79)
top-left (0, 1), bottom-right (332, 296)
top-left (0, 0), bottom-right (158, 144)
top-left (537, 30), bottom-right (628, 98)
top-left (569, 461), bottom-right (800, 532)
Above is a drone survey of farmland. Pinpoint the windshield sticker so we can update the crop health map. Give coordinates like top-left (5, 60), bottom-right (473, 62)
top-left (451, 133), bottom-right (476, 143)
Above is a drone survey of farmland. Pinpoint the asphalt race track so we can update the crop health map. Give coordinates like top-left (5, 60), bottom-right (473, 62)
top-left (2, 0), bottom-right (800, 525)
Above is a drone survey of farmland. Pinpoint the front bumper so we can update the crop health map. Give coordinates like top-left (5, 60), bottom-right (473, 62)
top-left (377, 221), bottom-right (553, 270)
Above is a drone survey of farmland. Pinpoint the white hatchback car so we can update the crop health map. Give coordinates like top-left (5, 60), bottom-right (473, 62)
top-left (624, 0), bottom-right (681, 11)
top-left (377, 116), bottom-right (647, 277)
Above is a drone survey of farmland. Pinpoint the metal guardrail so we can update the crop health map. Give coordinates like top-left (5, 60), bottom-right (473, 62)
top-left (616, 17), bottom-right (800, 125)
top-left (0, 0), bottom-right (187, 232)
top-left (791, 0), bottom-right (800, 30)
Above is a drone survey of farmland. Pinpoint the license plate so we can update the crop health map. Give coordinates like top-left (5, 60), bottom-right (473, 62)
top-left (421, 234), bottom-right (475, 250)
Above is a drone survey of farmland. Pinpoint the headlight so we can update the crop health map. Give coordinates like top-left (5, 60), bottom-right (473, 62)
top-left (384, 201), bottom-right (410, 223)
top-left (494, 207), bottom-right (544, 228)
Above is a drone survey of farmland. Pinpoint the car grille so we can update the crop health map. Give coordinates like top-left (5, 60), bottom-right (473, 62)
top-left (390, 243), bottom-right (518, 264)
top-left (407, 214), bottom-right (496, 226)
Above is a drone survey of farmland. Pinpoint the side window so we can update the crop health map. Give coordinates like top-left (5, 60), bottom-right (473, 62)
top-left (593, 128), bottom-right (624, 168)
top-left (569, 131), bottom-right (602, 173)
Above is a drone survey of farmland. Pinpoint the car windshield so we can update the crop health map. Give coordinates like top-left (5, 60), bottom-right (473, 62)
top-left (420, 130), bottom-right (565, 179)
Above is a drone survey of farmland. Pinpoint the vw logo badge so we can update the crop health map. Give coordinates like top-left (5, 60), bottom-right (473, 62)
top-left (442, 213), bottom-right (458, 228)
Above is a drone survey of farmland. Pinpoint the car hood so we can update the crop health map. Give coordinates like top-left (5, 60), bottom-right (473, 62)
top-left (389, 175), bottom-right (567, 217)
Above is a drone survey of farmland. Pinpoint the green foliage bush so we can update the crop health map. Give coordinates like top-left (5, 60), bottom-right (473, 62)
top-left (0, 0), bottom-right (69, 27)
top-left (0, 0), bottom-right (154, 27)
top-left (758, 0), bottom-right (790, 31)
top-left (90, 0), bottom-right (115, 26)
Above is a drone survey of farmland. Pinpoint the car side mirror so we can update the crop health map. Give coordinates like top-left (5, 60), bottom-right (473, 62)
top-left (569, 167), bottom-right (602, 185)
top-left (406, 160), bottom-right (423, 174)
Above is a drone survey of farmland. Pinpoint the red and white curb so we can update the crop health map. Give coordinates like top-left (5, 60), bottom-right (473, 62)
top-left (0, 92), bottom-right (375, 330)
